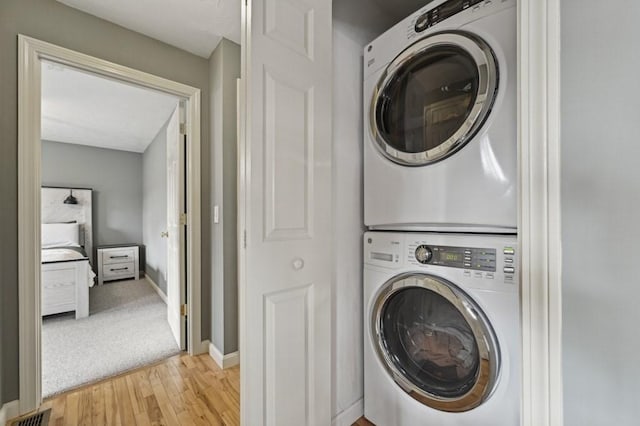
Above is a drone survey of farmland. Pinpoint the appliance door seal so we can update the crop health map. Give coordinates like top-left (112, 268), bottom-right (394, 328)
top-left (370, 272), bottom-right (500, 412)
top-left (370, 31), bottom-right (498, 166)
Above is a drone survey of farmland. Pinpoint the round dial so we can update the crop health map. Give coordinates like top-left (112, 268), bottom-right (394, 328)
top-left (415, 245), bottom-right (432, 264)
top-left (414, 13), bottom-right (430, 32)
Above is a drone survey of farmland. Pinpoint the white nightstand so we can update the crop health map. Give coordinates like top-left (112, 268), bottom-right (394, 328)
top-left (97, 245), bottom-right (140, 285)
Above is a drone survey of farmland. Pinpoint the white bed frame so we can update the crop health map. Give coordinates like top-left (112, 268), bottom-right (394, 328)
top-left (41, 260), bottom-right (90, 319)
top-left (40, 187), bottom-right (94, 319)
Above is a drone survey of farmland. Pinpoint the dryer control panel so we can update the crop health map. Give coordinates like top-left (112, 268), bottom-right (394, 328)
top-left (413, 0), bottom-right (485, 32)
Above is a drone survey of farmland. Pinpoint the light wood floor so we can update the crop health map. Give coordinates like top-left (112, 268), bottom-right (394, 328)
top-left (11, 353), bottom-right (239, 426)
top-left (353, 417), bottom-right (375, 425)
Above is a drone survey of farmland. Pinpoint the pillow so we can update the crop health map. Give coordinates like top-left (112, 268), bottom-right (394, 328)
top-left (42, 223), bottom-right (80, 248)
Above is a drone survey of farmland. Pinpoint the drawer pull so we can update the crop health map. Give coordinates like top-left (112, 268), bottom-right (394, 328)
top-left (110, 267), bottom-right (129, 271)
top-left (110, 255), bottom-right (129, 259)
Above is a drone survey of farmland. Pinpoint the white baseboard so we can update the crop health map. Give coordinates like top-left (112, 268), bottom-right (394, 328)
top-left (0, 400), bottom-right (19, 426)
top-left (199, 339), bottom-right (210, 355)
top-left (208, 342), bottom-right (240, 369)
top-left (332, 398), bottom-right (364, 426)
top-left (144, 274), bottom-right (167, 304)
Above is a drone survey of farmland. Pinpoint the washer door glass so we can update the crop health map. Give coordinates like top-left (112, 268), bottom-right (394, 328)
top-left (372, 274), bottom-right (499, 412)
top-left (371, 32), bottom-right (497, 166)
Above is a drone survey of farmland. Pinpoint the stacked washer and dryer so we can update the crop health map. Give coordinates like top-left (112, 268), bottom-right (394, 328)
top-left (362, 0), bottom-right (519, 425)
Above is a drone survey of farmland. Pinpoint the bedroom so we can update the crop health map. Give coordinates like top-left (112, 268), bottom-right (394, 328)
top-left (39, 61), bottom-right (187, 398)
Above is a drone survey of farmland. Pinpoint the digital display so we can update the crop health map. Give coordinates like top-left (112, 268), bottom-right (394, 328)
top-left (442, 252), bottom-right (463, 262)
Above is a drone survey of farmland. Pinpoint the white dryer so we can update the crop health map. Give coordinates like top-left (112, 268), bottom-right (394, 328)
top-left (364, 0), bottom-right (516, 233)
top-left (364, 231), bottom-right (520, 425)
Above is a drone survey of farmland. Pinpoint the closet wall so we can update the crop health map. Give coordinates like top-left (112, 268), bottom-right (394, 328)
top-left (331, 1), bottom-right (393, 422)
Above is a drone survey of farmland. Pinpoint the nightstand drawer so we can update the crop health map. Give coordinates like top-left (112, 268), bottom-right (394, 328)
top-left (102, 248), bottom-right (136, 265)
top-left (103, 261), bottom-right (136, 279)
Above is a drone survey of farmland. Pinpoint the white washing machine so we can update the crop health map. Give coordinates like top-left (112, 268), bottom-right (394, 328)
top-left (364, 0), bottom-right (517, 233)
top-left (364, 231), bottom-right (520, 425)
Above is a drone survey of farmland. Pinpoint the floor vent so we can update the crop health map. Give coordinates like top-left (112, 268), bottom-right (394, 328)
top-left (12, 409), bottom-right (51, 426)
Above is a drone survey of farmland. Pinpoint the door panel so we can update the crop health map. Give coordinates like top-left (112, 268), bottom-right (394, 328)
top-left (263, 69), bottom-right (313, 241)
top-left (370, 32), bottom-right (498, 166)
top-left (371, 273), bottom-right (499, 412)
top-left (166, 104), bottom-right (186, 350)
top-left (241, 0), bottom-right (332, 424)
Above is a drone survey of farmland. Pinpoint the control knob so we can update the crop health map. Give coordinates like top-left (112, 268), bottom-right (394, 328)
top-left (415, 245), bottom-right (432, 264)
top-left (414, 13), bottom-right (430, 32)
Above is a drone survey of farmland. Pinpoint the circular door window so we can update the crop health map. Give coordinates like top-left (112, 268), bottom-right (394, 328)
top-left (371, 273), bottom-right (500, 412)
top-left (370, 32), bottom-right (498, 166)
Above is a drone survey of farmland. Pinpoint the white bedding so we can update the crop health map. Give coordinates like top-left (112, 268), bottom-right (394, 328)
top-left (42, 223), bottom-right (80, 248)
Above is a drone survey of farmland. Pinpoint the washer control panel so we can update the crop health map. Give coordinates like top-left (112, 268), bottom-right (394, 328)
top-left (365, 233), bottom-right (518, 285)
top-left (409, 243), bottom-right (496, 271)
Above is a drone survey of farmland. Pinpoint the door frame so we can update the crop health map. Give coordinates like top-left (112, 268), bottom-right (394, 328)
top-left (517, 0), bottom-right (563, 424)
top-left (17, 35), bottom-right (203, 414)
top-left (238, 0), bottom-right (564, 424)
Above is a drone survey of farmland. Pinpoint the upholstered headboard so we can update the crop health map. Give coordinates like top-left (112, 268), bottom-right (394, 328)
top-left (41, 187), bottom-right (93, 264)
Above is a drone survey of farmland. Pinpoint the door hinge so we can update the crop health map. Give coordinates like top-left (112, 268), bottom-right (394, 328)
top-left (179, 123), bottom-right (186, 135)
top-left (180, 304), bottom-right (188, 316)
top-left (180, 213), bottom-right (188, 226)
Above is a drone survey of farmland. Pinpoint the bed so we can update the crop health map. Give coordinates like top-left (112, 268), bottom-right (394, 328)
top-left (41, 223), bottom-right (96, 319)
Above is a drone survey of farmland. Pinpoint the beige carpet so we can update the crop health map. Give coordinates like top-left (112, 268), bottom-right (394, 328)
top-left (42, 278), bottom-right (181, 397)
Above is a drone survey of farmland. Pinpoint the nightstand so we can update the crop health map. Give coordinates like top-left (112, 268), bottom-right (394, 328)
top-left (97, 245), bottom-right (141, 285)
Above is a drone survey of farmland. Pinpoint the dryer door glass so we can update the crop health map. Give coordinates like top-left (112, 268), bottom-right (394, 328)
top-left (372, 274), bottom-right (500, 412)
top-left (371, 32), bottom-right (497, 166)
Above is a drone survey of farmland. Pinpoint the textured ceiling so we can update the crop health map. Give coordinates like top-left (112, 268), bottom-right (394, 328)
top-left (41, 61), bottom-right (180, 153)
top-left (56, 0), bottom-right (241, 58)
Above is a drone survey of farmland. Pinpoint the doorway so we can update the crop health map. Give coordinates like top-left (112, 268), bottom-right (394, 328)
top-left (18, 35), bottom-right (203, 410)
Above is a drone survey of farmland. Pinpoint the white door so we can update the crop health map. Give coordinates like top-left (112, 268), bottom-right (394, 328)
top-left (240, 0), bottom-right (333, 424)
top-left (166, 104), bottom-right (186, 350)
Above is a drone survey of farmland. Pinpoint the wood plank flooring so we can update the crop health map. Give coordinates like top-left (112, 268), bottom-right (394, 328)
top-left (11, 353), bottom-right (239, 426)
top-left (353, 417), bottom-right (375, 425)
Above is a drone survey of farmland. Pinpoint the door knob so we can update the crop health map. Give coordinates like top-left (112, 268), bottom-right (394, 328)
top-left (292, 258), bottom-right (304, 270)
top-left (161, 231), bottom-right (169, 238)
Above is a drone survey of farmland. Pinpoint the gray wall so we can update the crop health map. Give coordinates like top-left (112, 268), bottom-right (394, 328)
top-left (562, 1), bottom-right (640, 424)
top-left (0, 0), bottom-right (211, 404)
top-left (41, 141), bottom-right (144, 265)
top-left (332, 0), bottom-right (394, 420)
top-left (209, 39), bottom-right (240, 355)
top-left (143, 118), bottom-right (171, 294)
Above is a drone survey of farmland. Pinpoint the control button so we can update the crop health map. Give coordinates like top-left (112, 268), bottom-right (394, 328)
top-left (503, 266), bottom-right (515, 274)
top-left (503, 247), bottom-right (515, 255)
top-left (464, 262), bottom-right (472, 267)
top-left (414, 13), bottom-right (430, 32)
top-left (485, 273), bottom-right (494, 279)
top-left (464, 256), bottom-right (472, 261)
top-left (505, 275), bottom-right (513, 281)
top-left (464, 250), bottom-right (472, 255)
top-left (463, 270), bottom-right (471, 277)
top-left (473, 271), bottom-right (483, 279)
top-left (504, 258), bottom-right (513, 263)
top-left (415, 245), bottom-right (433, 264)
